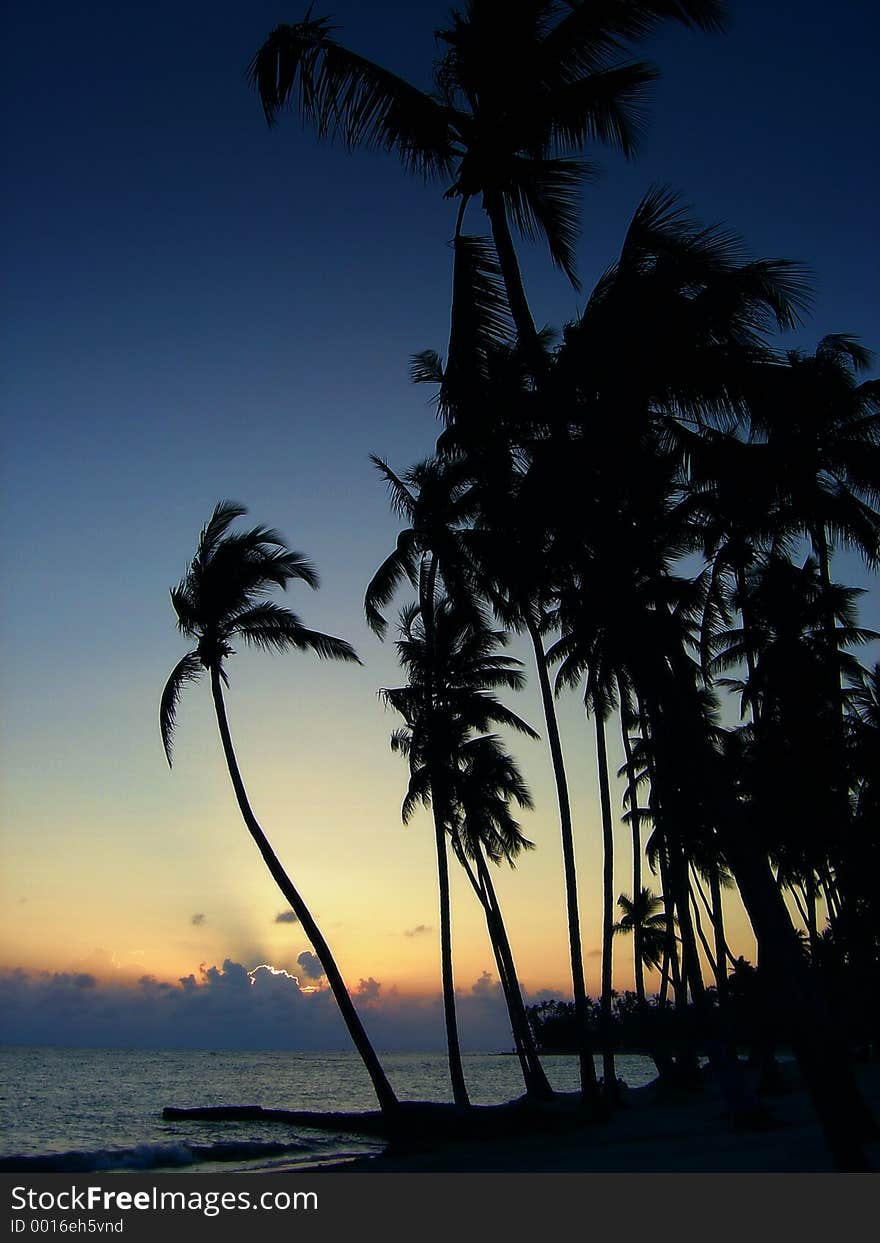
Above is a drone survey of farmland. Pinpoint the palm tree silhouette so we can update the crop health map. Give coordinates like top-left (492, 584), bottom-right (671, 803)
top-left (613, 888), bottom-right (668, 988)
top-left (160, 500), bottom-right (399, 1118)
top-left (381, 589), bottom-right (539, 1106)
top-left (249, 2), bottom-right (726, 354)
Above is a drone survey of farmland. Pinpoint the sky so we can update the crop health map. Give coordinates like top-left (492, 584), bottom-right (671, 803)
top-left (1, 0), bottom-right (878, 1051)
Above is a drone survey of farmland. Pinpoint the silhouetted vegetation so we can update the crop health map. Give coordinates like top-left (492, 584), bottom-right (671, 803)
top-left (160, 1), bottom-right (879, 1173)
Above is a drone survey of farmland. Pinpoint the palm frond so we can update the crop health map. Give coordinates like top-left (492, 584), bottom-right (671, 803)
top-left (445, 234), bottom-right (514, 403)
top-left (159, 650), bottom-right (203, 766)
top-left (503, 156), bottom-right (589, 287)
top-left (288, 626), bottom-right (361, 663)
top-left (544, 60), bottom-right (657, 158)
top-left (249, 17), bottom-right (456, 180)
top-left (364, 529), bottom-right (421, 636)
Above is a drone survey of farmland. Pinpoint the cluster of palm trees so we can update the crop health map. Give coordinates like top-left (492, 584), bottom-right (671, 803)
top-left (159, 2), bottom-right (878, 1170)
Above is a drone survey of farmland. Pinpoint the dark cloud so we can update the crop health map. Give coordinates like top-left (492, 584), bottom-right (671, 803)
top-left (0, 963), bottom-right (573, 1052)
top-left (296, 951), bottom-right (325, 981)
top-left (274, 910), bottom-right (299, 924)
top-left (585, 948), bottom-right (602, 958)
top-left (404, 924), bottom-right (431, 938)
top-left (355, 977), bottom-right (381, 1004)
top-left (191, 913), bottom-right (206, 927)
top-left (470, 971), bottom-right (500, 1000)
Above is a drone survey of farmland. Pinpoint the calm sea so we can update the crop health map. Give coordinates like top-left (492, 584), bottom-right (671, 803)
top-left (0, 1046), bottom-right (658, 1173)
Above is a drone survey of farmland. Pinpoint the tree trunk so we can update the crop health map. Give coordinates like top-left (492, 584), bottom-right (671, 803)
top-left (456, 848), bottom-right (533, 1091)
top-left (594, 705), bottom-right (618, 1104)
top-left (617, 686), bottom-right (645, 1007)
top-left (709, 868), bottom-right (730, 1007)
top-left (526, 615), bottom-right (599, 1109)
top-left (431, 794), bottom-right (471, 1109)
top-left (209, 667), bottom-right (399, 1119)
top-left (475, 850), bottom-right (554, 1100)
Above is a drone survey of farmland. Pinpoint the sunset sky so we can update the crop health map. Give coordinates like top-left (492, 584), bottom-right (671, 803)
top-left (2, 0), bottom-right (878, 1049)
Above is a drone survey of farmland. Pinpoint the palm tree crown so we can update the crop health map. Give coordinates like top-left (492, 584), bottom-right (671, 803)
top-left (161, 500), bottom-right (358, 764)
top-left (250, 2), bottom-right (726, 345)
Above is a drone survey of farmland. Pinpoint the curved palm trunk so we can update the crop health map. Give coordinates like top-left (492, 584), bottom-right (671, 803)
top-left (208, 668), bottom-right (399, 1119)
top-left (474, 850), bottom-right (554, 1100)
top-left (431, 795), bottom-right (470, 1108)
top-left (594, 705), bottom-right (618, 1104)
top-left (526, 615), bottom-right (599, 1109)
top-left (455, 847), bottom-right (533, 1089)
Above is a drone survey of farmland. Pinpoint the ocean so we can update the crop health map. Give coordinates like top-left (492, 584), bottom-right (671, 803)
top-left (0, 1046), bottom-right (658, 1174)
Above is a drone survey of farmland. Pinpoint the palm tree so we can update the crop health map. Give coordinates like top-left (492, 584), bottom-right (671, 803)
top-left (613, 888), bottom-right (667, 1002)
top-left (381, 589), bottom-right (539, 1106)
top-left (249, 2), bottom-right (726, 354)
top-left (160, 500), bottom-right (399, 1118)
top-left (750, 336), bottom-right (880, 586)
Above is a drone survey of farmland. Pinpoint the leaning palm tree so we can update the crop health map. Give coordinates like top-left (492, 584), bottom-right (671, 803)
top-left (160, 500), bottom-right (398, 1118)
top-left (249, 1), bottom-right (726, 355)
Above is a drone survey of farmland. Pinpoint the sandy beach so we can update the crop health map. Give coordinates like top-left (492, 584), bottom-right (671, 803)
top-left (295, 1062), bottom-right (880, 1174)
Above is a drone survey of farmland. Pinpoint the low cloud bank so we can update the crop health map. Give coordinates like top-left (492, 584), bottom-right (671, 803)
top-left (0, 962), bottom-right (565, 1052)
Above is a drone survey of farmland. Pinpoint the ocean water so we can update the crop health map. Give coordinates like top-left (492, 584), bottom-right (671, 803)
top-left (0, 1046), bottom-right (658, 1174)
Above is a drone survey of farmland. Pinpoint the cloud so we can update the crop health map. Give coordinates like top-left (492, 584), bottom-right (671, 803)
top-left (355, 977), bottom-right (382, 1004)
top-left (274, 911), bottom-right (299, 924)
top-left (585, 948), bottom-right (602, 958)
top-left (296, 951), bottom-right (325, 981)
top-left (191, 914), bottom-right (206, 927)
top-left (0, 962), bottom-right (573, 1052)
top-left (404, 924), bottom-right (431, 938)
top-left (470, 971), bottom-right (500, 1000)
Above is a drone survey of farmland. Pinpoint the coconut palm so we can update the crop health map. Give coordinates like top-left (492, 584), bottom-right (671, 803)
top-left (160, 500), bottom-right (398, 1118)
top-left (249, 2), bottom-right (726, 353)
top-left (613, 888), bottom-right (668, 987)
top-left (381, 588), bottom-right (539, 1106)
top-left (749, 336), bottom-right (880, 584)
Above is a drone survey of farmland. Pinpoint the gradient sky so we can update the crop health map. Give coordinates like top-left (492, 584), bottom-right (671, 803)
top-left (2, 1), bottom-right (878, 1049)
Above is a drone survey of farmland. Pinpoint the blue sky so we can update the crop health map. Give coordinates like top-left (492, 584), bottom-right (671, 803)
top-left (2, 1), bottom-right (878, 1043)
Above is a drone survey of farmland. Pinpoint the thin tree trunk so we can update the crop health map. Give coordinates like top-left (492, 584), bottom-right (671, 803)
top-left (689, 882), bottom-right (718, 979)
top-left (658, 942), bottom-right (671, 1007)
top-left (594, 704), bottom-right (618, 1103)
top-left (417, 558), bottom-right (469, 1108)
top-left (209, 668), bottom-right (398, 1118)
top-left (709, 868), bottom-right (730, 1005)
top-left (475, 850), bottom-right (554, 1100)
top-left (526, 615), bottom-right (599, 1109)
top-left (431, 790), bottom-right (470, 1109)
top-left (618, 687), bottom-right (645, 1007)
top-left (455, 848), bottom-right (533, 1091)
